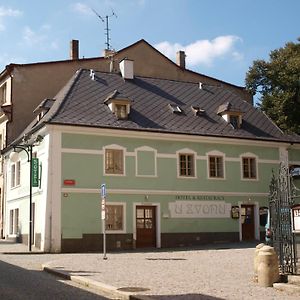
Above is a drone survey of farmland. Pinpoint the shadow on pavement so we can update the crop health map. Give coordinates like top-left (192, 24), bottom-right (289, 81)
top-left (0, 260), bottom-right (107, 299)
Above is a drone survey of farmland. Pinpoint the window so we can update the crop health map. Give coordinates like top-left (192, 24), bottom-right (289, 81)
top-left (229, 115), bottom-right (239, 129)
top-left (168, 103), bottom-right (183, 114)
top-left (105, 149), bottom-right (124, 175)
top-left (242, 157), bottom-right (257, 179)
top-left (9, 208), bottom-right (19, 235)
top-left (11, 161), bottom-right (21, 188)
top-left (0, 83), bottom-right (7, 104)
top-left (105, 204), bottom-right (124, 231)
top-left (115, 104), bottom-right (127, 119)
top-left (209, 156), bottom-right (224, 178)
top-left (179, 153), bottom-right (195, 177)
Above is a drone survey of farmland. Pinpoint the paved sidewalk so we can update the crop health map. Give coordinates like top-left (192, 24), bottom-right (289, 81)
top-left (1, 240), bottom-right (299, 299)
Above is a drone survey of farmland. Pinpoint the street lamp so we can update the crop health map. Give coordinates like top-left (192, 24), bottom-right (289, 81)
top-left (9, 134), bottom-right (43, 252)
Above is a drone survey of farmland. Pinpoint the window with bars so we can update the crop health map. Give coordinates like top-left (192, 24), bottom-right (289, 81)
top-left (105, 149), bottom-right (124, 175)
top-left (242, 157), bottom-right (257, 179)
top-left (179, 153), bottom-right (195, 177)
top-left (209, 156), bottom-right (224, 178)
top-left (105, 204), bottom-right (124, 231)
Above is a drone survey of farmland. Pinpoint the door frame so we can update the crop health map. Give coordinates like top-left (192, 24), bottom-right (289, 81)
top-left (238, 201), bottom-right (259, 241)
top-left (133, 202), bottom-right (161, 248)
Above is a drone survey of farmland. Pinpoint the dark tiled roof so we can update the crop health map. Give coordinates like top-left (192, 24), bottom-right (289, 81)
top-left (39, 69), bottom-right (299, 143)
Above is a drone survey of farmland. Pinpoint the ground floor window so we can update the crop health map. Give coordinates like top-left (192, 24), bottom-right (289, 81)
top-left (9, 208), bottom-right (19, 235)
top-left (105, 204), bottom-right (124, 231)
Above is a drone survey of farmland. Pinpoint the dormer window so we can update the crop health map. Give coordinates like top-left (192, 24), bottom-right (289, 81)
top-left (33, 98), bottom-right (55, 122)
top-left (104, 90), bottom-right (132, 120)
top-left (115, 104), bottom-right (127, 119)
top-left (191, 106), bottom-right (205, 116)
top-left (217, 102), bottom-right (243, 129)
top-left (168, 104), bottom-right (183, 114)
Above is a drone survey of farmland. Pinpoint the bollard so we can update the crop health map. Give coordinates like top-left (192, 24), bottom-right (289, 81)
top-left (254, 243), bottom-right (265, 282)
top-left (257, 245), bottom-right (279, 287)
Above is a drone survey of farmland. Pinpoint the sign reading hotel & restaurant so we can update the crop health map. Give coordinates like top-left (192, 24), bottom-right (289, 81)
top-left (169, 195), bottom-right (231, 218)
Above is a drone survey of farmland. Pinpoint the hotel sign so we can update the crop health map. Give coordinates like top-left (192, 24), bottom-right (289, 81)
top-left (169, 196), bottom-right (231, 218)
top-left (31, 158), bottom-right (39, 187)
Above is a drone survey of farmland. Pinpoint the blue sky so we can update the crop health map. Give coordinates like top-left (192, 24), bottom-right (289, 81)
top-left (0, 0), bottom-right (299, 89)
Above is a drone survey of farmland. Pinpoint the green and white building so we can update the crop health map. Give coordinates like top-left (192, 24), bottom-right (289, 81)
top-left (3, 60), bottom-right (300, 252)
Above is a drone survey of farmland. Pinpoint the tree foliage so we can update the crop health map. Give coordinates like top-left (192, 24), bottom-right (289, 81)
top-left (245, 38), bottom-right (300, 134)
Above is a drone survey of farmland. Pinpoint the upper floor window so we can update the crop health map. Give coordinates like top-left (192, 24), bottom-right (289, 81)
top-left (105, 148), bottom-right (124, 175)
top-left (179, 153), bottom-right (195, 177)
top-left (0, 83), bottom-right (7, 105)
top-left (11, 161), bottom-right (21, 188)
top-left (242, 157), bottom-right (257, 179)
top-left (209, 155), bottom-right (224, 178)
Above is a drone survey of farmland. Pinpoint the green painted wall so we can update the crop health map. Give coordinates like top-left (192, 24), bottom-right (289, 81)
top-left (60, 132), bottom-right (284, 238)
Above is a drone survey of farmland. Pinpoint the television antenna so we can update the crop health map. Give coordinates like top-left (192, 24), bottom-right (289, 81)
top-left (91, 8), bottom-right (117, 50)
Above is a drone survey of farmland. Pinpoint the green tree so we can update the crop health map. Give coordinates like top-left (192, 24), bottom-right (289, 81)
top-left (245, 38), bottom-right (300, 134)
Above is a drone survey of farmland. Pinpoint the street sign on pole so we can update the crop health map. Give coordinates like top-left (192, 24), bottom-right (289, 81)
top-left (101, 183), bottom-right (106, 198)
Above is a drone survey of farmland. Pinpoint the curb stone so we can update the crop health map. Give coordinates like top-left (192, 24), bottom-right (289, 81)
top-left (42, 264), bottom-right (144, 300)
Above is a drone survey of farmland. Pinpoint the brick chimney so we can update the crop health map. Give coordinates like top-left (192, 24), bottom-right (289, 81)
top-left (70, 40), bottom-right (79, 60)
top-left (176, 50), bottom-right (186, 69)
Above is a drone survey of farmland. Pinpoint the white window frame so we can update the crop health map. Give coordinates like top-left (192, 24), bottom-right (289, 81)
top-left (176, 148), bottom-right (197, 179)
top-left (240, 153), bottom-right (259, 181)
top-left (135, 146), bottom-right (157, 177)
top-left (206, 150), bottom-right (226, 180)
top-left (105, 202), bottom-right (126, 234)
top-left (103, 144), bottom-right (126, 176)
top-left (9, 208), bottom-right (19, 236)
top-left (11, 161), bottom-right (21, 188)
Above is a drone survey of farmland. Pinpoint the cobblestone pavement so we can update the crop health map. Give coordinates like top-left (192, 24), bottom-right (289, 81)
top-left (1, 240), bottom-right (299, 299)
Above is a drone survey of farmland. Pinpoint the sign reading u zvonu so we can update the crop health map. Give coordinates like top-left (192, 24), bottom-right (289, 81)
top-left (32, 158), bottom-right (39, 187)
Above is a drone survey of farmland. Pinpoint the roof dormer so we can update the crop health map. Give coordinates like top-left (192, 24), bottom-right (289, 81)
top-left (217, 102), bottom-right (243, 129)
top-left (33, 98), bottom-right (55, 121)
top-left (104, 90), bottom-right (132, 120)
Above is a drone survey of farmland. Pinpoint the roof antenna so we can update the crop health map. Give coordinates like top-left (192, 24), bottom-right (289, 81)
top-left (91, 8), bottom-right (117, 50)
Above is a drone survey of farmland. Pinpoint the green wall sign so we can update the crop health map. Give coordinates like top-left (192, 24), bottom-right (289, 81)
top-left (32, 158), bottom-right (39, 187)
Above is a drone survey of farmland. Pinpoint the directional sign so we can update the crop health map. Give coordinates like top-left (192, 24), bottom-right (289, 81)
top-left (101, 184), bottom-right (106, 198)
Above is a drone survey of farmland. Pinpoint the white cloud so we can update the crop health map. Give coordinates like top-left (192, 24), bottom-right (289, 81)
top-left (23, 26), bottom-right (45, 45)
top-left (0, 6), bottom-right (22, 31)
top-left (155, 35), bottom-right (243, 67)
top-left (22, 25), bottom-right (58, 50)
top-left (71, 3), bottom-right (93, 15)
top-left (0, 7), bottom-right (22, 17)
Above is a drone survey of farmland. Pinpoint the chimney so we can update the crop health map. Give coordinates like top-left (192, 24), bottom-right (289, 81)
top-left (176, 50), bottom-right (186, 69)
top-left (70, 40), bottom-right (79, 60)
top-left (119, 58), bottom-right (134, 79)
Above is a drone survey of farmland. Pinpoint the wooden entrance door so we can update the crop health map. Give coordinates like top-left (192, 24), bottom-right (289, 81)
top-left (241, 205), bottom-right (255, 240)
top-left (136, 206), bottom-right (156, 248)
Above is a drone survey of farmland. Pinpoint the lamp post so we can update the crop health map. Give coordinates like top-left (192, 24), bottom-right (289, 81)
top-left (10, 144), bottom-right (33, 251)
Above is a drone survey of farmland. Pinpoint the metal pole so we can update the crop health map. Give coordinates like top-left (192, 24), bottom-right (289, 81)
top-left (102, 196), bottom-right (107, 260)
top-left (102, 215), bottom-right (107, 260)
top-left (29, 146), bottom-right (32, 252)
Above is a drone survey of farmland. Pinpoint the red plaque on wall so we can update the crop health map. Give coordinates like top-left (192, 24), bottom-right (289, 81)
top-left (63, 179), bottom-right (76, 186)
